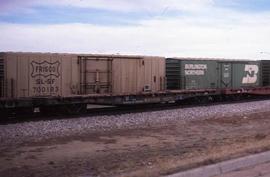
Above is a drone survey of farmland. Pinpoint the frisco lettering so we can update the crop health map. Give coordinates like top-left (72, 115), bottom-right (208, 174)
top-left (35, 65), bottom-right (56, 73)
top-left (35, 78), bottom-right (56, 85)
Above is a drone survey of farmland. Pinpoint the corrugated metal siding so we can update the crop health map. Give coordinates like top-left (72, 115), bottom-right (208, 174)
top-left (231, 61), bottom-right (261, 88)
top-left (166, 59), bottom-right (181, 90)
top-left (2, 52), bottom-right (166, 98)
top-left (167, 58), bottom-right (218, 90)
top-left (112, 56), bottom-right (165, 94)
top-left (167, 58), bottom-right (261, 90)
top-left (181, 60), bottom-right (218, 89)
top-left (79, 56), bottom-right (112, 94)
top-left (261, 60), bottom-right (270, 86)
top-left (28, 54), bottom-right (62, 97)
top-left (79, 55), bottom-right (165, 95)
top-left (4, 53), bottom-right (79, 98)
top-left (0, 53), bottom-right (5, 97)
top-left (6, 53), bottom-right (17, 98)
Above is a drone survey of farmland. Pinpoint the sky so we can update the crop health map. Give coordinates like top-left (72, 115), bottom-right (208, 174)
top-left (0, 0), bottom-right (270, 59)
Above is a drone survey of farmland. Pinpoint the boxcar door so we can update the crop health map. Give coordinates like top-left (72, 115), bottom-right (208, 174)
top-left (220, 63), bottom-right (232, 88)
top-left (79, 56), bottom-right (112, 94)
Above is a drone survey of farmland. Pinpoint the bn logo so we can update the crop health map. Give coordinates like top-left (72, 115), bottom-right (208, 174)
top-left (242, 65), bottom-right (259, 84)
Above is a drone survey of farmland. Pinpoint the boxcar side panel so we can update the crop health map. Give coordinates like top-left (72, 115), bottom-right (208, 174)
top-left (6, 53), bottom-right (18, 98)
top-left (112, 58), bottom-right (139, 94)
top-left (111, 56), bottom-right (165, 94)
top-left (70, 56), bottom-right (80, 95)
top-left (158, 57), bottom-right (166, 91)
top-left (159, 58), bottom-right (166, 91)
top-left (61, 55), bottom-right (70, 96)
top-left (29, 54), bottom-right (62, 97)
top-left (112, 59), bottom-right (122, 94)
top-left (127, 59), bottom-right (138, 93)
top-left (180, 60), bottom-right (218, 90)
top-left (144, 58), bottom-right (153, 92)
top-left (151, 58), bottom-right (158, 92)
top-left (0, 53), bottom-right (5, 97)
top-left (137, 58), bottom-right (145, 92)
top-left (261, 60), bottom-right (270, 86)
top-left (17, 54), bottom-right (30, 97)
top-left (4, 53), bottom-right (79, 98)
top-left (231, 61), bottom-right (261, 88)
top-left (151, 57), bottom-right (164, 92)
top-left (166, 59), bottom-right (181, 90)
top-left (3, 53), bottom-right (166, 98)
top-left (79, 56), bottom-right (113, 94)
top-left (145, 57), bottom-right (165, 92)
top-left (120, 59), bottom-right (129, 93)
top-left (61, 55), bottom-right (75, 97)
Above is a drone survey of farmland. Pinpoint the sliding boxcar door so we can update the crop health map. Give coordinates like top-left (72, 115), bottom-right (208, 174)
top-left (220, 63), bottom-right (232, 88)
top-left (79, 56), bottom-right (112, 94)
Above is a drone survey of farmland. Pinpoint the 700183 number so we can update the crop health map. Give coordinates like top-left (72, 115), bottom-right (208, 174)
top-left (33, 86), bottom-right (59, 94)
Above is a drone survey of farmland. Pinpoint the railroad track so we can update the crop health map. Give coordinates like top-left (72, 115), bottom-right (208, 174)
top-left (1, 94), bottom-right (269, 125)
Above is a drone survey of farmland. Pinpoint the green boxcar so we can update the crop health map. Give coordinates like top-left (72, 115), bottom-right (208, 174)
top-left (166, 58), bottom-right (218, 90)
top-left (166, 58), bottom-right (261, 90)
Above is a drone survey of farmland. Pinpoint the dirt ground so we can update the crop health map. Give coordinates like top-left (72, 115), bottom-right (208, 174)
top-left (1, 111), bottom-right (270, 177)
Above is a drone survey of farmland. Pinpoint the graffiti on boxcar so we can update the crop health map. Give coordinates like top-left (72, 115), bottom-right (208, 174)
top-left (30, 61), bottom-right (61, 95)
top-left (242, 65), bottom-right (259, 84)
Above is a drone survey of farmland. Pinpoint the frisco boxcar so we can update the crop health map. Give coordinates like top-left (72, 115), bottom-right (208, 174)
top-left (0, 52), bottom-right (165, 98)
top-left (1, 52), bottom-right (270, 115)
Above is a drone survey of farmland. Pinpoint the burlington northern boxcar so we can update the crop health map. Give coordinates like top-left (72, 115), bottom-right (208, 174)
top-left (166, 58), bottom-right (261, 90)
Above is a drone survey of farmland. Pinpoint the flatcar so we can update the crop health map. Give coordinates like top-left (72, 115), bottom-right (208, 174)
top-left (0, 52), bottom-right (270, 115)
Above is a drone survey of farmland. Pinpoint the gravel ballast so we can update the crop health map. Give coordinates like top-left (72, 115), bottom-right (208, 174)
top-left (1, 100), bottom-right (270, 147)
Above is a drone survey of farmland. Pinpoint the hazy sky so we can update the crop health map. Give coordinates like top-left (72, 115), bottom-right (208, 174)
top-left (0, 0), bottom-right (270, 59)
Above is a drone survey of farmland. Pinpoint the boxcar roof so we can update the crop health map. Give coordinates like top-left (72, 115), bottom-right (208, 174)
top-left (0, 52), bottom-right (163, 59)
top-left (0, 52), bottom-right (259, 61)
top-left (168, 57), bottom-right (258, 62)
